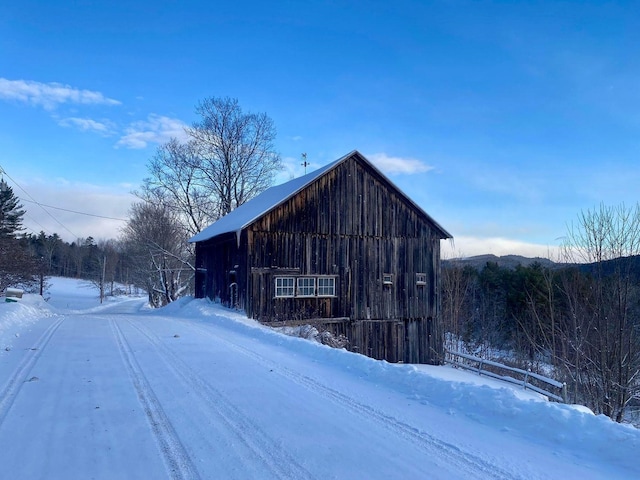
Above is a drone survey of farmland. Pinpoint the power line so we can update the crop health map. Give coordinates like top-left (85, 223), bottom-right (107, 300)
top-left (22, 212), bottom-right (54, 236)
top-left (19, 198), bottom-right (128, 221)
top-left (0, 166), bottom-right (79, 239)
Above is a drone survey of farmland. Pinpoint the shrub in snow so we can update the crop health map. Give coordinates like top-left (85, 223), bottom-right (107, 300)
top-left (318, 330), bottom-right (349, 349)
top-left (275, 325), bottom-right (349, 349)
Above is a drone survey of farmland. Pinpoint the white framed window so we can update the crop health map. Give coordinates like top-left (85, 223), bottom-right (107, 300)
top-left (317, 277), bottom-right (336, 297)
top-left (416, 273), bottom-right (427, 286)
top-left (383, 274), bottom-right (393, 285)
top-left (275, 275), bottom-right (337, 298)
top-left (275, 277), bottom-right (295, 297)
top-left (297, 277), bottom-right (316, 297)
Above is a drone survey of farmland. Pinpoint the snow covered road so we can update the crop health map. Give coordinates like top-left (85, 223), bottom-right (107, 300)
top-left (0, 283), bottom-right (639, 479)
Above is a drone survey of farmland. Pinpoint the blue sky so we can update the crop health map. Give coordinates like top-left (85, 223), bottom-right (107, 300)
top-left (1, 1), bottom-right (638, 258)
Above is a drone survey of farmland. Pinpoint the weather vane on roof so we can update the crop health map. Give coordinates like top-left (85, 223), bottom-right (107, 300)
top-left (301, 153), bottom-right (309, 174)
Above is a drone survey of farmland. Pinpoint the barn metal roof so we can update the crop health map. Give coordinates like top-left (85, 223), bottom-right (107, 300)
top-left (189, 150), bottom-right (451, 243)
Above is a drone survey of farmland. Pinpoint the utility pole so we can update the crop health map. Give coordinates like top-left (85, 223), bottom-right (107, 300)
top-left (301, 153), bottom-right (309, 174)
top-left (39, 257), bottom-right (44, 296)
top-left (100, 255), bottom-right (106, 304)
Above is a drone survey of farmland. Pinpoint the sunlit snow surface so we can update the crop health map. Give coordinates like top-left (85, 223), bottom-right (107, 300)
top-left (0, 278), bottom-right (638, 479)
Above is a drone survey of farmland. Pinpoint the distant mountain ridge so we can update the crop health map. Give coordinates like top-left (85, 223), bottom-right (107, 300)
top-left (444, 254), bottom-right (556, 270)
top-left (445, 254), bottom-right (640, 281)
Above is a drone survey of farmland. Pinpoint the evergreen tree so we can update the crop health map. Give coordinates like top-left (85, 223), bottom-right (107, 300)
top-left (0, 179), bottom-right (25, 237)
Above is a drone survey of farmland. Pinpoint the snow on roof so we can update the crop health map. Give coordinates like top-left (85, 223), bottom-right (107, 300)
top-left (189, 150), bottom-right (451, 243)
top-left (189, 151), bottom-right (351, 243)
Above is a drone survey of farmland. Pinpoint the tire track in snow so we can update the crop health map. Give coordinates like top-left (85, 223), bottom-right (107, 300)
top-left (126, 319), bottom-right (316, 480)
top-left (183, 321), bottom-right (523, 480)
top-left (0, 317), bottom-right (64, 426)
top-left (110, 319), bottom-right (201, 480)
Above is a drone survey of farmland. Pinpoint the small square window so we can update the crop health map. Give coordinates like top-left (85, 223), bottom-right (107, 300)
top-left (275, 277), bottom-right (295, 297)
top-left (383, 274), bottom-right (393, 285)
top-left (317, 277), bottom-right (336, 296)
top-left (297, 277), bottom-right (316, 297)
top-left (416, 273), bottom-right (427, 286)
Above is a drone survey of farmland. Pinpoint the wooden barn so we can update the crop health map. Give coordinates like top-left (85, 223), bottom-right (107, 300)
top-left (190, 150), bottom-right (452, 364)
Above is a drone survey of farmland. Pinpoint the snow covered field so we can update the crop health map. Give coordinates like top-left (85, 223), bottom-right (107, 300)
top-left (0, 278), bottom-right (638, 479)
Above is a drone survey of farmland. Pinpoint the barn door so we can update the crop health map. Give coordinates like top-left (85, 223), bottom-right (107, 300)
top-left (228, 269), bottom-right (238, 309)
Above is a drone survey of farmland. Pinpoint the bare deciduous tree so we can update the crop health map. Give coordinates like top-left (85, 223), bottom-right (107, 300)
top-left (561, 202), bottom-right (640, 422)
top-left (441, 261), bottom-right (475, 351)
top-left (121, 201), bottom-right (195, 307)
top-left (188, 96), bottom-right (282, 217)
top-left (89, 239), bottom-right (122, 303)
top-left (138, 139), bottom-right (215, 237)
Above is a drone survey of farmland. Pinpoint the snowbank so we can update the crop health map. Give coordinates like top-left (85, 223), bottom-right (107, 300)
top-left (0, 292), bottom-right (56, 351)
top-left (158, 297), bottom-right (640, 473)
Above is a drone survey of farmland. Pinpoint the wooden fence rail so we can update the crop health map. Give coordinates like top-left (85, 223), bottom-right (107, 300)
top-left (445, 349), bottom-right (567, 403)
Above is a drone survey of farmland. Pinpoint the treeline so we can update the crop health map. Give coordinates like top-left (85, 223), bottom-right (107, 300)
top-left (443, 255), bottom-right (640, 423)
top-left (22, 233), bottom-right (122, 281)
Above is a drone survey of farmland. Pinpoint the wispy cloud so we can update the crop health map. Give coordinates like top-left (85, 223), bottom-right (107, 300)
top-left (367, 153), bottom-right (434, 175)
top-left (57, 117), bottom-right (116, 135)
top-left (116, 114), bottom-right (189, 149)
top-left (0, 78), bottom-right (121, 110)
